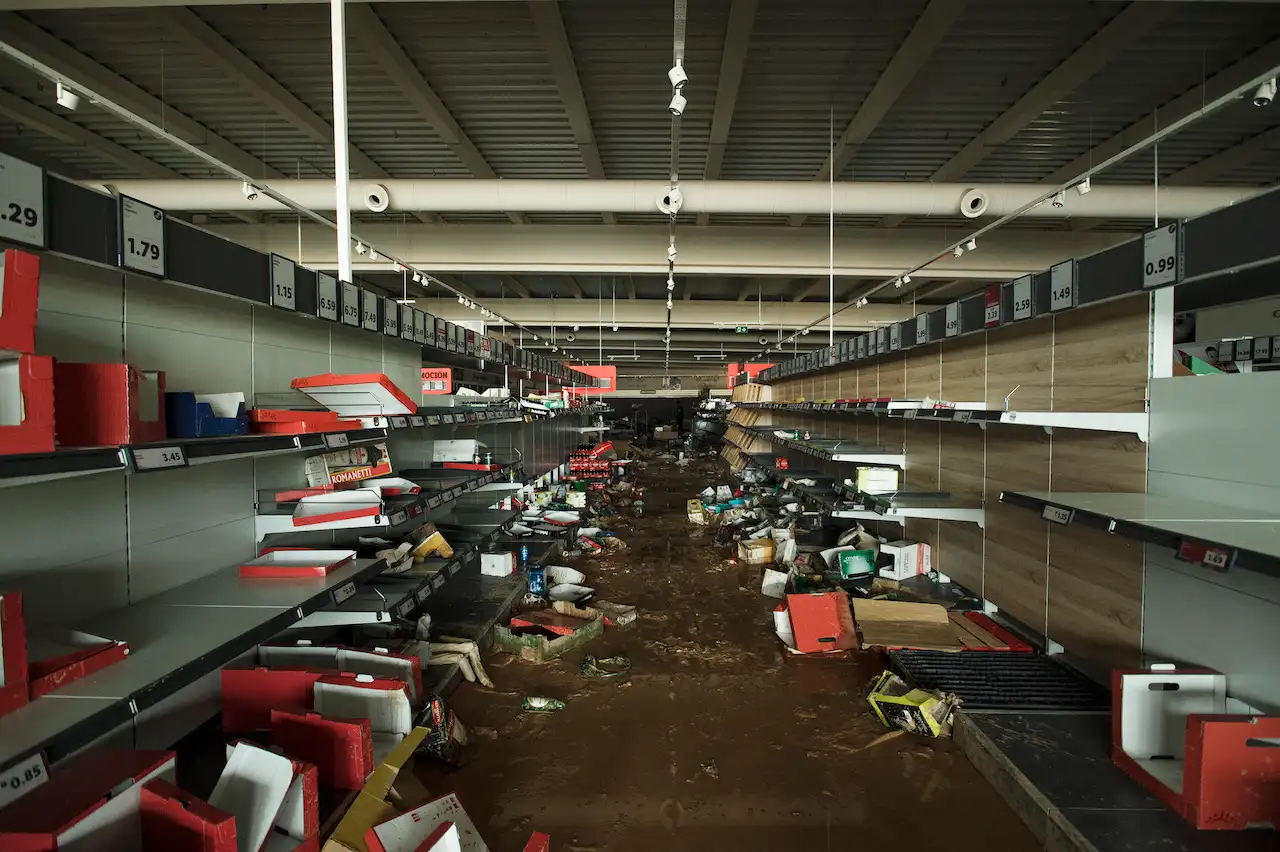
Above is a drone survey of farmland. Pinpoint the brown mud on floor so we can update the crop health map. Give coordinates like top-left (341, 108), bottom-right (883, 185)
top-left (420, 457), bottom-right (1039, 852)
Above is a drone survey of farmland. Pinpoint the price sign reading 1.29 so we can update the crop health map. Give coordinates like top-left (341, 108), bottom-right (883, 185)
top-left (119, 195), bottom-right (166, 277)
top-left (0, 152), bottom-right (46, 248)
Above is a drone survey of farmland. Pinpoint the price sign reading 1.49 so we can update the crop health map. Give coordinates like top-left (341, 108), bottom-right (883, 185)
top-left (119, 195), bottom-right (166, 277)
top-left (0, 152), bottom-right (46, 248)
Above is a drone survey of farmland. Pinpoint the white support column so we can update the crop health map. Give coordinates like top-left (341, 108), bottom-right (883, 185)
top-left (1151, 287), bottom-right (1175, 380)
top-left (331, 0), bottom-right (352, 282)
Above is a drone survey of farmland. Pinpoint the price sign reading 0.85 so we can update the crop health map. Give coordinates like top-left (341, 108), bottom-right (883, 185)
top-left (0, 753), bottom-right (48, 808)
top-left (0, 152), bottom-right (46, 248)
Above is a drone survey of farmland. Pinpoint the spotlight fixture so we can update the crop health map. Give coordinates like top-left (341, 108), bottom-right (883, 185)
top-left (55, 81), bottom-right (79, 111)
top-left (668, 63), bottom-right (688, 90)
top-left (369, 248), bottom-right (380, 260)
top-left (668, 241), bottom-right (677, 262)
top-left (669, 93), bottom-right (687, 116)
top-left (457, 294), bottom-right (465, 304)
top-left (573, 325), bottom-right (580, 332)
top-left (241, 181), bottom-right (258, 202)
top-left (1051, 190), bottom-right (1066, 209)
top-left (1075, 178), bottom-right (1091, 196)
top-left (393, 262), bottom-right (403, 272)
top-left (666, 297), bottom-right (673, 309)
top-left (903, 274), bottom-right (911, 284)
top-left (1254, 77), bottom-right (1276, 107)
top-left (894, 278), bottom-right (903, 289)
top-left (801, 328), bottom-right (810, 335)
top-left (355, 241), bottom-right (367, 255)
top-left (966, 238), bottom-right (977, 251)
top-left (666, 276), bottom-right (675, 291)
top-left (953, 246), bottom-right (964, 258)
top-left (612, 325), bottom-right (619, 332)
top-left (412, 272), bottom-right (423, 284)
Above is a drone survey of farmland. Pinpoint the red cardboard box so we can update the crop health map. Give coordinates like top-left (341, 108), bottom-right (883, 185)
top-left (0, 591), bottom-right (28, 718)
top-left (53, 363), bottom-right (166, 446)
top-left (27, 630), bottom-right (128, 699)
top-left (786, 592), bottom-right (859, 654)
top-left (140, 778), bottom-right (237, 852)
top-left (0, 354), bottom-right (54, 456)
top-left (0, 249), bottom-right (39, 355)
top-left (221, 667), bottom-right (327, 733)
top-left (271, 709), bottom-right (374, 791)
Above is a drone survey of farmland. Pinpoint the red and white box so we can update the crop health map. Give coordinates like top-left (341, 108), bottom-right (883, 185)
top-left (208, 743), bottom-right (294, 852)
top-left (249, 409), bottom-right (362, 435)
top-left (53, 363), bottom-right (166, 446)
top-left (0, 590), bottom-right (28, 717)
top-left (270, 709), bottom-right (373, 791)
top-left (26, 629), bottom-right (128, 699)
top-left (238, 549), bottom-right (356, 579)
top-left (365, 793), bottom-right (487, 852)
top-left (0, 249), bottom-right (39, 356)
top-left (220, 666), bottom-right (327, 733)
top-left (305, 443), bottom-right (393, 487)
top-left (291, 490), bottom-right (384, 527)
top-left (140, 778), bottom-right (237, 852)
top-left (786, 592), bottom-right (859, 654)
top-left (360, 478), bottom-right (422, 498)
top-left (0, 354), bottom-right (54, 456)
top-left (876, 541), bottom-right (931, 581)
top-left (221, 745), bottom-right (319, 847)
top-left (0, 749), bottom-right (176, 851)
top-left (258, 640), bottom-right (340, 670)
top-left (1112, 664), bottom-right (1280, 829)
top-left (291, 373), bottom-right (416, 417)
top-left (336, 647), bottom-right (423, 703)
top-left (480, 552), bottom-right (516, 578)
top-left (315, 673), bottom-right (413, 766)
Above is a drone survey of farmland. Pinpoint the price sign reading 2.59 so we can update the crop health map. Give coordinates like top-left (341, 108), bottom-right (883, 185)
top-left (119, 195), bottom-right (166, 276)
top-left (0, 152), bottom-right (47, 248)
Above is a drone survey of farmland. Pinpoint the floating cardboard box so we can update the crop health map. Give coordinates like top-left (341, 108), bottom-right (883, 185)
top-left (493, 604), bottom-right (604, 663)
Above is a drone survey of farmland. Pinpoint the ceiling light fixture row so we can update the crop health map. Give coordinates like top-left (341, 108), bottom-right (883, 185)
top-left (663, 0), bottom-right (689, 375)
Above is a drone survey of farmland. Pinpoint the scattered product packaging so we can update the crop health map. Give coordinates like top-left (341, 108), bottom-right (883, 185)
top-left (0, 354), bottom-right (54, 455)
top-left (867, 670), bottom-right (959, 738)
top-left (819, 545), bottom-right (877, 580)
top-left (53, 363), bottom-right (167, 446)
top-left (877, 540), bottom-right (932, 581)
top-left (306, 442), bottom-right (393, 487)
top-left (738, 538), bottom-right (775, 565)
top-left (0, 249), bottom-right (40, 356)
top-left (321, 727), bottom-right (435, 852)
top-left (508, 601), bottom-right (598, 636)
top-left (493, 605), bottom-right (604, 663)
top-left (291, 373), bottom-right (416, 417)
top-left (26, 629), bottom-right (129, 699)
top-left (365, 793), bottom-right (487, 852)
top-left (0, 591), bottom-right (28, 717)
top-left (480, 551), bottom-right (516, 577)
top-left (593, 600), bottom-right (638, 627)
top-left (786, 592), bottom-right (859, 654)
top-left (853, 599), bottom-right (963, 652)
top-left (760, 568), bottom-right (789, 599)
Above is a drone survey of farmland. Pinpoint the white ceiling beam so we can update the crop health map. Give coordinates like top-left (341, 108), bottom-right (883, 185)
top-left (1043, 39), bottom-right (1280, 184)
top-left (791, 279), bottom-right (826, 302)
top-left (0, 11), bottom-right (281, 181)
top-left (737, 277), bottom-right (770, 301)
top-left (563, 275), bottom-right (585, 299)
top-left (882, 2), bottom-right (1171, 227)
top-left (430, 272), bottom-right (476, 298)
top-left (625, 275), bottom-right (637, 300)
top-left (349, 3), bottom-right (521, 226)
top-left (698, 0), bottom-right (757, 227)
top-left (1165, 126), bottom-right (1280, 186)
top-left (527, 0), bottom-right (613, 226)
top-left (213, 222), bottom-right (1129, 279)
top-left (498, 274), bottom-right (532, 298)
top-left (789, 0), bottom-right (966, 227)
top-left (0, 89), bottom-right (182, 178)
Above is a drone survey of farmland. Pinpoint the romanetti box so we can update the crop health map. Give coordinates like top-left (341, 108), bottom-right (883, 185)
top-left (305, 442), bottom-right (393, 487)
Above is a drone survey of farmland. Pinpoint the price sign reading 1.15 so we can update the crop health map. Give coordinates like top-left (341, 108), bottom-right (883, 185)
top-left (0, 152), bottom-right (46, 248)
top-left (270, 254), bottom-right (296, 311)
top-left (119, 195), bottom-right (166, 277)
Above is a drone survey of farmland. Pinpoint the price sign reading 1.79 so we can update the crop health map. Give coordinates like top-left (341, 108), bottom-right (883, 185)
top-left (119, 195), bottom-right (166, 277)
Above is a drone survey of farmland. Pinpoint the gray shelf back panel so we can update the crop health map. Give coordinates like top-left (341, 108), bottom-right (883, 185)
top-left (959, 293), bottom-right (984, 334)
top-left (293, 265), bottom-right (319, 317)
top-left (1183, 187), bottom-right (1280, 280)
top-left (48, 177), bottom-right (116, 266)
top-left (1077, 238), bottom-right (1141, 305)
top-left (167, 221), bottom-right (269, 303)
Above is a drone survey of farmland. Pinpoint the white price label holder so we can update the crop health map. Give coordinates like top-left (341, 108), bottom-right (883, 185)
top-left (341, 282), bottom-right (360, 326)
top-left (332, 581), bottom-right (357, 605)
top-left (400, 305), bottom-right (415, 341)
top-left (0, 752), bottom-right (48, 808)
top-left (0, 151), bottom-right (46, 248)
top-left (414, 310), bottom-right (427, 344)
top-left (1142, 223), bottom-right (1180, 289)
top-left (915, 314), bottom-right (930, 345)
top-left (361, 290), bottom-right (379, 332)
top-left (1041, 504), bottom-right (1074, 525)
top-left (270, 254), bottom-right (296, 310)
top-left (119, 195), bottom-right (166, 277)
top-left (316, 272), bottom-right (339, 321)
top-left (945, 302), bottom-right (960, 337)
top-left (382, 297), bottom-right (399, 336)
top-left (1011, 275), bottom-right (1033, 321)
top-left (132, 445), bottom-right (188, 471)
top-left (889, 323), bottom-right (902, 351)
top-left (1049, 259), bottom-right (1076, 312)
top-left (324, 433), bottom-right (350, 449)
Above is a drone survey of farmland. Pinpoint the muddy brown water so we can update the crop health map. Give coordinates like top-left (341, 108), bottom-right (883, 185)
top-left (419, 458), bottom-right (1039, 851)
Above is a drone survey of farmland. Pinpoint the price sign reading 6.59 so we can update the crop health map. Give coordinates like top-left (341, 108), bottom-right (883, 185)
top-left (0, 152), bottom-right (46, 248)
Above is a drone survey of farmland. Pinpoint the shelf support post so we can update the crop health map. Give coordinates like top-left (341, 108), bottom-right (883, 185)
top-left (331, 0), bottom-right (352, 282)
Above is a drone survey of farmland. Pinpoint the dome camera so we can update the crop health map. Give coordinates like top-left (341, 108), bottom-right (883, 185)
top-left (1254, 78), bottom-right (1276, 107)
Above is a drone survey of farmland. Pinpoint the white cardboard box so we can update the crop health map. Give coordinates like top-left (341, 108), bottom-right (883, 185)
top-left (480, 552), bottom-right (516, 577)
top-left (877, 540), bottom-right (931, 580)
top-left (432, 439), bottom-right (485, 463)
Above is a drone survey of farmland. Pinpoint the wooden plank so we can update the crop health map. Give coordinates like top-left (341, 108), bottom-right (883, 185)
top-left (1052, 295), bottom-right (1149, 413)
top-left (983, 502), bottom-right (1048, 637)
top-left (1048, 523), bottom-right (1143, 669)
top-left (938, 519), bottom-right (983, 595)
top-left (949, 612), bottom-right (1009, 649)
top-left (1050, 430), bottom-right (1146, 493)
top-left (904, 420), bottom-right (940, 490)
top-left (878, 353), bottom-right (906, 399)
top-left (939, 423), bottom-right (984, 500)
top-left (985, 427), bottom-right (1051, 492)
top-left (986, 315), bottom-right (1053, 411)
top-left (941, 336), bottom-right (986, 404)
top-left (904, 345), bottom-right (941, 400)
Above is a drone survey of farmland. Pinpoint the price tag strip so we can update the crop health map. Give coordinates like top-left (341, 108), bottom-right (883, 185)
top-left (1177, 539), bottom-right (1233, 572)
top-left (131, 445), bottom-right (188, 471)
top-left (324, 433), bottom-right (350, 449)
top-left (1041, 504), bottom-right (1074, 525)
top-left (332, 581), bottom-right (357, 605)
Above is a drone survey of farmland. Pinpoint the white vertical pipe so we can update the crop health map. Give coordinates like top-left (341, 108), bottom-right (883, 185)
top-left (331, 0), bottom-right (352, 282)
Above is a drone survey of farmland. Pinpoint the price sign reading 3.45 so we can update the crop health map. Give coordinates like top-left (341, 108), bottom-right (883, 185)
top-left (0, 152), bottom-right (46, 248)
top-left (119, 195), bottom-right (166, 276)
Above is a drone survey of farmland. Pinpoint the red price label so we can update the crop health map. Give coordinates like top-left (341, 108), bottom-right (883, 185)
top-left (775, 457), bottom-right (789, 470)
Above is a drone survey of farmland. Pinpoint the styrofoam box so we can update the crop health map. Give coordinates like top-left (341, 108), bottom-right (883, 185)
top-left (480, 552), bottom-right (516, 577)
top-left (432, 439), bottom-right (485, 463)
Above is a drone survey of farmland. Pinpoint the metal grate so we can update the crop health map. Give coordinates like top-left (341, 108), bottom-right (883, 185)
top-left (889, 650), bottom-right (1110, 711)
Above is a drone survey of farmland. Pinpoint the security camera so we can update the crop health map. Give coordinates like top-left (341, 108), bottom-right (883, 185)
top-left (1051, 190), bottom-right (1066, 209)
top-left (241, 181), bottom-right (258, 201)
top-left (668, 64), bottom-right (688, 90)
top-left (1254, 78), bottom-right (1276, 107)
top-left (669, 93), bottom-right (687, 116)
top-left (55, 81), bottom-right (79, 111)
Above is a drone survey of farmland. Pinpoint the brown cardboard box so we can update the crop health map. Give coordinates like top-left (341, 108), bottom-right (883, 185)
top-left (321, 727), bottom-right (433, 852)
top-left (738, 538), bottom-right (775, 565)
top-left (492, 603), bottom-right (605, 663)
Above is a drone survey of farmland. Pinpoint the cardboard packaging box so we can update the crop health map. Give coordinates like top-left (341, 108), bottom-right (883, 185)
top-left (26, 629), bottom-right (129, 699)
top-left (0, 354), bottom-right (54, 456)
top-left (365, 792), bottom-right (487, 852)
top-left (0, 248), bottom-right (39, 356)
top-left (291, 373), bottom-right (416, 417)
top-left (322, 727), bottom-right (435, 852)
top-left (493, 604), bottom-right (604, 663)
top-left (432, 439), bottom-right (485, 464)
top-left (221, 666), bottom-right (328, 733)
top-left (480, 551), bottom-right (516, 577)
top-left (738, 539), bottom-right (775, 565)
top-left (306, 443), bottom-right (393, 487)
top-left (140, 778), bottom-right (237, 852)
top-left (53, 363), bottom-right (166, 447)
top-left (272, 710), bottom-right (373, 791)
top-left (853, 599), bottom-right (963, 652)
top-left (877, 540), bottom-right (931, 581)
top-left (867, 670), bottom-right (957, 738)
top-left (0, 591), bottom-right (27, 717)
top-left (786, 592), bottom-right (858, 654)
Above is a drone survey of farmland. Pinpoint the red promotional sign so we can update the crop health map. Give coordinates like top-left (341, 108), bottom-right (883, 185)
top-left (984, 285), bottom-right (1001, 328)
top-left (421, 367), bottom-right (452, 395)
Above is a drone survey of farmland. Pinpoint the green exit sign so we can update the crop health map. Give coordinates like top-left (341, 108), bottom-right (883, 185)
top-left (734, 325), bottom-right (750, 333)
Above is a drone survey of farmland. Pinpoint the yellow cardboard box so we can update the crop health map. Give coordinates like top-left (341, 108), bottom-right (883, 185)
top-left (866, 670), bottom-right (957, 738)
top-left (322, 727), bottom-right (433, 852)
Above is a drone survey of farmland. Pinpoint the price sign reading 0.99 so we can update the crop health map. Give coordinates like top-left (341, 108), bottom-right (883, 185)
top-left (1143, 223), bottom-right (1180, 289)
top-left (119, 195), bottom-right (166, 277)
top-left (0, 152), bottom-right (46, 248)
